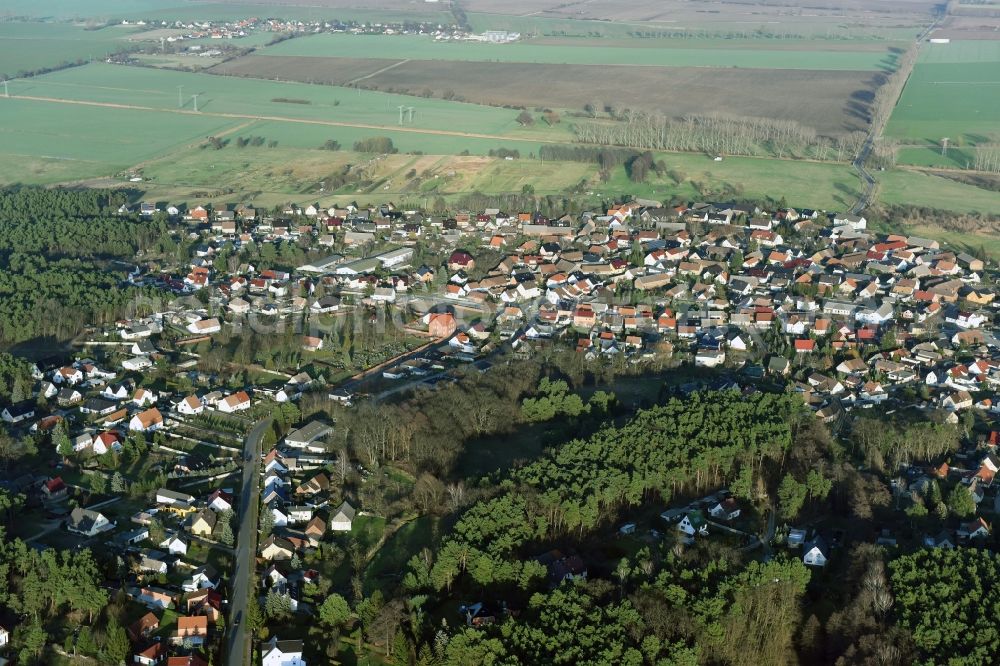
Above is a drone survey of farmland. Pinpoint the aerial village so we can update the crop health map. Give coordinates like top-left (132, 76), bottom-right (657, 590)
top-left (3, 195), bottom-right (999, 664)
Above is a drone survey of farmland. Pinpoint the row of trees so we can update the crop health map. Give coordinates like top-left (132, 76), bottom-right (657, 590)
top-left (354, 137), bottom-right (398, 154)
top-left (849, 415), bottom-right (960, 472)
top-left (574, 112), bottom-right (868, 162)
top-left (870, 46), bottom-right (919, 136)
top-left (972, 146), bottom-right (1000, 174)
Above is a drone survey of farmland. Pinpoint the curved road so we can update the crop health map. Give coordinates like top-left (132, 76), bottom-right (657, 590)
top-left (226, 417), bottom-right (272, 666)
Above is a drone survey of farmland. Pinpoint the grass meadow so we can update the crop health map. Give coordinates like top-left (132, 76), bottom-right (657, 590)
top-left (877, 169), bottom-right (1000, 214)
top-left (261, 33), bottom-right (896, 70)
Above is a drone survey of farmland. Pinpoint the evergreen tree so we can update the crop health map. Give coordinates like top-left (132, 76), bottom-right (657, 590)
top-left (318, 593), bottom-right (352, 628)
top-left (102, 618), bottom-right (130, 665)
top-left (947, 485), bottom-right (976, 518)
top-left (259, 506), bottom-right (274, 536)
top-left (53, 423), bottom-right (73, 460)
top-left (89, 474), bottom-right (107, 495)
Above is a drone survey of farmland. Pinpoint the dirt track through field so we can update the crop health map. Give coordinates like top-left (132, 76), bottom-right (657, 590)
top-left (345, 58), bottom-right (410, 85)
top-left (9, 92), bottom-right (555, 143)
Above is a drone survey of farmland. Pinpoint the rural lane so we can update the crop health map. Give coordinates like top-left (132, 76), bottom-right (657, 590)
top-left (849, 16), bottom-right (940, 215)
top-left (226, 417), bottom-right (271, 666)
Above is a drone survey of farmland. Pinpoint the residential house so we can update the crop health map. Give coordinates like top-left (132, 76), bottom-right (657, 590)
top-left (677, 510), bottom-right (709, 538)
top-left (331, 500), bottom-right (356, 531)
top-left (138, 587), bottom-right (175, 610)
top-left (122, 356), bottom-right (153, 372)
top-left (157, 489), bottom-right (196, 507)
top-left (177, 395), bottom-right (204, 415)
top-left (129, 407), bottom-right (164, 432)
top-left (260, 536), bottom-right (295, 561)
top-left (296, 473), bottom-right (330, 497)
top-left (709, 498), bottom-right (741, 521)
top-left (803, 535), bottom-right (829, 567)
top-left (42, 476), bottom-right (68, 501)
top-left (305, 516), bottom-right (326, 543)
top-left (173, 615), bottom-right (208, 646)
top-left (134, 642), bottom-right (168, 666)
top-left (81, 397), bottom-right (119, 417)
top-left (285, 421), bottom-right (332, 450)
top-left (2, 400), bottom-right (35, 424)
top-left (958, 517), bottom-right (991, 541)
top-left (207, 489), bottom-right (234, 513)
top-left (161, 534), bottom-right (189, 556)
top-left (67, 506), bottom-right (113, 536)
top-left (128, 611), bottom-right (160, 643)
top-left (186, 589), bottom-right (223, 623)
top-left (189, 508), bottom-right (217, 537)
top-left (182, 565), bottom-right (219, 593)
top-left (261, 637), bottom-right (306, 666)
top-left (218, 391), bottom-right (251, 413)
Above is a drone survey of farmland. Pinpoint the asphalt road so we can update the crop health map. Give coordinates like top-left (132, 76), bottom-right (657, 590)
top-left (226, 417), bottom-right (271, 666)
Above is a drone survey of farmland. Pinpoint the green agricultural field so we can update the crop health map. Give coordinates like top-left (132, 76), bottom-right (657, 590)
top-left (261, 33), bottom-right (895, 70)
top-left (0, 96), bottom-right (242, 184)
top-left (918, 40), bottom-right (1000, 64)
top-left (10, 63), bottom-right (564, 140)
top-left (886, 41), bottom-right (1000, 161)
top-left (0, 22), bottom-right (139, 78)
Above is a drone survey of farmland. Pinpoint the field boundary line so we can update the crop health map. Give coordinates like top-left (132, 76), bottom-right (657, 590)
top-left (346, 58), bottom-right (411, 85)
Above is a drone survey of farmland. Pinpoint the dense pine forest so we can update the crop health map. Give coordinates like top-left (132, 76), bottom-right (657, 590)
top-left (312, 384), bottom-right (982, 666)
top-left (0, 189), bottom-right (168, 344)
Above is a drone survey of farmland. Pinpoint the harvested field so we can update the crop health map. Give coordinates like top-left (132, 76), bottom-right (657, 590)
top-left (461, 0), bottom-right (936, 21)
top-left (261, 34), bottom-right (896, 70)
top-left (931, 15), bottom-right (1000, 40)
top-left (526, 36), bottom-right (902, 52)
top-left (214, 56), bottom-right (879, 136)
